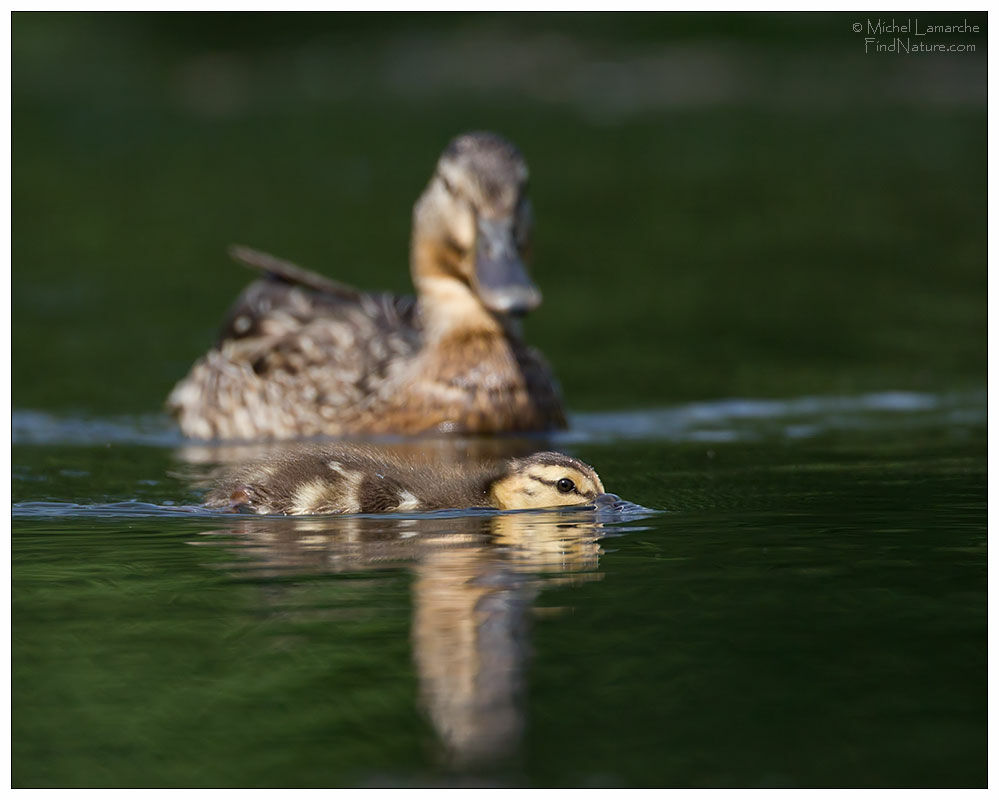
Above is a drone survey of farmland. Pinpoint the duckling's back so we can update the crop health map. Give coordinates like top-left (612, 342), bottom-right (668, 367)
top-left (205, 445), bottom-right (497, 515)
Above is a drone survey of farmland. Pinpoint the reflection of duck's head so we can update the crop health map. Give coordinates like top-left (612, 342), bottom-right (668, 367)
top-left (490, 451), bottom-right (613, 510)
top-left (412, 131), bottom-right (540, 318)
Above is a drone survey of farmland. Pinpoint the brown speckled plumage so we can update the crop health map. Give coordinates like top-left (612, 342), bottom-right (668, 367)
top-left (204, 446), bottom-right (606, 516)
top-left (168, 132), bottom-right (566, 441)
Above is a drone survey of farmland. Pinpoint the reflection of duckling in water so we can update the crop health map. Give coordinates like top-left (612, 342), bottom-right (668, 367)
top-left (205, 446), bottom-right (619, 515)
top-left (195, 508), bottom-right (619, 766)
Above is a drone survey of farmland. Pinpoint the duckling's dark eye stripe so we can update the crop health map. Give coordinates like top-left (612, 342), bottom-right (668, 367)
top-left (529, 475), bottom-right (593, 499)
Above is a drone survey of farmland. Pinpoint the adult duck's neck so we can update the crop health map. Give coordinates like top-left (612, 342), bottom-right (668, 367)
top-left (410, 234), bottom-right (511, 344)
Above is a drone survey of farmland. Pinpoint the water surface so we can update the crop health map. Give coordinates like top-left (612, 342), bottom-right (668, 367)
top-left (12, 395), bottom-right (986, 787)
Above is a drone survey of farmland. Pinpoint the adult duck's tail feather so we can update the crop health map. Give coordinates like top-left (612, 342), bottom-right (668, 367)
top-left (227, 244), bottom-right (361, 301)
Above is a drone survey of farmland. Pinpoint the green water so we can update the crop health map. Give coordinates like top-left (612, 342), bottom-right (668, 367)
top-left (12, 403), bottom-right (987, 787)
top-left (12, 12), bottom-right (986, 788)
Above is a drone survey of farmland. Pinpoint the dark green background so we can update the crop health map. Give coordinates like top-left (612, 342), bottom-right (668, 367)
top-left (13, 11), bottom-right (986, 415)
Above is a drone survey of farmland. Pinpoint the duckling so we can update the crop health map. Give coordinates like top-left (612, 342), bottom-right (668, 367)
top-left (167, 131), bottom-right (566, 440)
top-left (204, 448), bottom-right (618, 515)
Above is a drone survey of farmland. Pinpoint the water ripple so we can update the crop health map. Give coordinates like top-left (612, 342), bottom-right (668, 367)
top-left (12, 389), bottom-right (985, 448)
top-left (560, 390), bottom-right (985, 444)
top-left (12, 501), bottom-right (215, 519)
top-left (12, 410), bottom-right (183, 447)
top-left (12, 500), bottom-right (657, 523)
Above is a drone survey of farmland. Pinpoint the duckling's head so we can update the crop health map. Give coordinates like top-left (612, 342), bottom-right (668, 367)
top-left (412, 131), bottom-right (540, 316)
top-left (489, 451), bottom-right (617, 511)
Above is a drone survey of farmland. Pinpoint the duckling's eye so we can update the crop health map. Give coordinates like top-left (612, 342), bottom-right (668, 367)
top-left (556, 478), bottom-right (575, 494)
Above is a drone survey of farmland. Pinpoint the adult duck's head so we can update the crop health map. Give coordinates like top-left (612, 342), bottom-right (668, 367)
top-left (411, 132), bottom-right (541, 326)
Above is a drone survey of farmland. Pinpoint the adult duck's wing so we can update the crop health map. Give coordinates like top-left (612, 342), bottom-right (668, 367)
top-left (217, 245), bottom-right (358, 344)
top-left (216, 245), bottom-right (420, 416)
top-left (168, 244), bottom-right (421, 439)
top-left (215, 244), bottom-right (418, 346)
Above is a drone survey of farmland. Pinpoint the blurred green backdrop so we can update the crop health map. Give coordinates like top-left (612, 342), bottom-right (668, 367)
top-left (12, 12), bottom-right (986, 415)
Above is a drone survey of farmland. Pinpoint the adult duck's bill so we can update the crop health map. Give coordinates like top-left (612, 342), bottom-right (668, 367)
top-left (473, 217), bottom-right (541, 315)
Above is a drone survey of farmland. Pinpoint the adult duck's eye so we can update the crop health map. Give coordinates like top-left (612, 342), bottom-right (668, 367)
top-left (557, 478), bottom-right (575, 494)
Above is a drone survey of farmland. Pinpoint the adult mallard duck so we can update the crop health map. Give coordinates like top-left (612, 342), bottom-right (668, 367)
top-left (205, 447), bottom-right (618, 515)
top-left (167, 132), bottom-right (566, 440)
